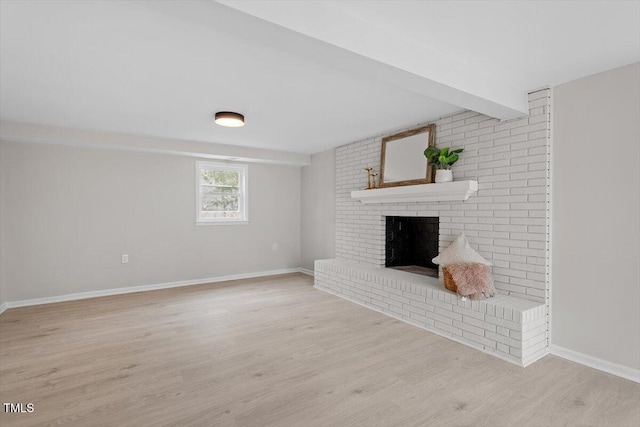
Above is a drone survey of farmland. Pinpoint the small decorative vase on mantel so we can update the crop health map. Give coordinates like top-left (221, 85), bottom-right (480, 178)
top-left (435, 169), bottom-right (453, 183)
top-left (424, 146), bottom-right (464, 184)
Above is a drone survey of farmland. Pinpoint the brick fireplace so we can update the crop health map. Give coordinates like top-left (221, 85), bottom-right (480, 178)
top-left (315, 89), bottom-right (551, 366)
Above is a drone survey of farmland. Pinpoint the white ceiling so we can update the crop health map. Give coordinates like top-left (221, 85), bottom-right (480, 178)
top-left (1, 1), bottom-right (638, 155)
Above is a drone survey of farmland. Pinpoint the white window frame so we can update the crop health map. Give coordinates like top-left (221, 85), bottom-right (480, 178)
top-left (195, 161), bottom-right (248, 225)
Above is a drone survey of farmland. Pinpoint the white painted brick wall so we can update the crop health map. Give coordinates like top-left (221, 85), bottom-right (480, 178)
top-left (335, 90), bottom-right (551, 306)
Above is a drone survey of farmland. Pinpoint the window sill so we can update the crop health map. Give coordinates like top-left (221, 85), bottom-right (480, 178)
top-left (195, 220), bottom-right (249, 226)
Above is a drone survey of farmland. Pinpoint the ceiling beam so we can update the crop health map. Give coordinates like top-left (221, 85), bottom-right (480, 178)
top-left (0, 121), bottom-right (311, 166)
top-left (215, 0), bottom-right (529, 119)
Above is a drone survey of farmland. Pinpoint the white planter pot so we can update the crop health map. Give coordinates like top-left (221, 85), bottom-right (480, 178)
top-left (435, 169), bottom-right (453, 183)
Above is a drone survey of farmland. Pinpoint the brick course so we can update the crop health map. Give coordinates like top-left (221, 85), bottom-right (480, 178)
top-left (315, 259), bottom-right (547, 366)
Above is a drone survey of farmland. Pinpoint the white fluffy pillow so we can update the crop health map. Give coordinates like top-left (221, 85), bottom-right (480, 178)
top-left (432, 234), bottom-right (492, 267)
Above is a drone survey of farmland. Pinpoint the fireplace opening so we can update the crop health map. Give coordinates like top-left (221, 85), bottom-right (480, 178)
top-left (385, 216), bottom-right (439, 277)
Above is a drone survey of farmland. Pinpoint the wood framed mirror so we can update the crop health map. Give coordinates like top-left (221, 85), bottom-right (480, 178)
top-left (379, 124), bottom-right (435, 188)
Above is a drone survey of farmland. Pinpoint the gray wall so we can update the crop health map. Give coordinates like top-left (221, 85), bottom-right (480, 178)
top-left (0, 141), bottom-right (301, 302)
top-left (300, 148), bottom-right (336, 271)
top-left (552, 62), bottom-right (640, 370)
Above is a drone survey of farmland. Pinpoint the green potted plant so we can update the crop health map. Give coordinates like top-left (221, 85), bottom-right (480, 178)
top-left (424, 146), bottom-right (464, 183)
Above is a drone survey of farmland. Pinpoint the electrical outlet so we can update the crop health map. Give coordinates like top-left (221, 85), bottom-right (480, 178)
top-left (272, 243), bottom-right (278, 251)
top-left (121, 254), bottom-right (129, 264)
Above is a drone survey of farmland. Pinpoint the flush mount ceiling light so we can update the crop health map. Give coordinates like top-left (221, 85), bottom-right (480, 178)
top-left (214, 111), bottom-right (245, 127)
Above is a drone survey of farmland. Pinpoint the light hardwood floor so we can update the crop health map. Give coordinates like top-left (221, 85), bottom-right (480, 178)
top-left (1, 273), bottom-right (638, 426)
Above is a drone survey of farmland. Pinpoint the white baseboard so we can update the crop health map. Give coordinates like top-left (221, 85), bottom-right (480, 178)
top-left (298, 268), bottom-right (314, 277)
top-left (0, 268), bottom-right (305, 314)
top-left (549, 344), bottom-right (640, 383)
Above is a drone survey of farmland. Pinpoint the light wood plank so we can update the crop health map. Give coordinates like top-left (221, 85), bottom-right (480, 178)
top-left (1, 273), bottom-right (638, 426)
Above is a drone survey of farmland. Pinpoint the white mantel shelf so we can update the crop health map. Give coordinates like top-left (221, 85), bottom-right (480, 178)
top-left (351, 180), bottom-right (478, 204)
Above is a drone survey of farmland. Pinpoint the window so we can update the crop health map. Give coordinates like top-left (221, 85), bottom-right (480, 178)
top-left (196, 161), bottom-right (248, 224)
